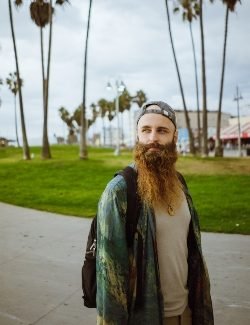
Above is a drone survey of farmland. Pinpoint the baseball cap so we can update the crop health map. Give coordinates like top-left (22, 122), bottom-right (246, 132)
top-left (136, 101), bottom-right (177, 128)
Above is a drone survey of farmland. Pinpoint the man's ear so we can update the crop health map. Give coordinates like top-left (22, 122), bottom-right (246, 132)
top-left (173, 130), bottom-right (178, 144)
top-left (136, 127), bottom-right (139, 142)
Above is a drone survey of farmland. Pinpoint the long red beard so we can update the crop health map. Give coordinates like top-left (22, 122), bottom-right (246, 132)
top-left (134, 141), bottom-right (182, 210)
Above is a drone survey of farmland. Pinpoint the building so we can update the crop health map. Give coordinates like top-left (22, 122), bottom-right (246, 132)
top-left (220, 116), bottom-right (250, 149)
top-left (175, 109), bottom-right (230, 131)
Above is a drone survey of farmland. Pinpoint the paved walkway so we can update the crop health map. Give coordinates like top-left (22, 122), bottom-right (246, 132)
top-left (0, 202), bottom-right (249, 325)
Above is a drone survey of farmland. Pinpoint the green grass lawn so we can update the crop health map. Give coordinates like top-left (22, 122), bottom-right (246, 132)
top-left (0, 145), bottom-right (249, 234)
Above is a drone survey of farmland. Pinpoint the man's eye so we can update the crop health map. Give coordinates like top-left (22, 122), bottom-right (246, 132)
top-left (142, 129), bottom-right (150, 133)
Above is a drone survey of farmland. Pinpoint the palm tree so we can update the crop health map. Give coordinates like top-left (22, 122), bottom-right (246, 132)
top-left (97, 99), bottom-right (115, 146)
top-left (88, 103), bottom-right (99, 129)
top-left (8, 0), bottom-right (31, 159)
top-left (6, 72), bottom-right (24, 147)
top-left (97, 99), bottom-right (110, 146)
top-left (59, 105), bottom-right (95, 144)
top-left (118, 89), bottom-right (131, 144)
top-left (62, 103), bottom-right (98, 136)
top-left (15, 0), bottom-right (69, 158)
top-left (131, 90), bottom-right (148, 108)
top-left (199, 0), bottom-right (209, 156)
top-left (215, 0), bottom-right (240, 157)
top-left (174, 0), bottom-right (201, 153)
top-left (58, 106), bottom-right (73, 130)
top-left (164, 0), bottom-right (195, 155)
top-left (131, 90), bottom-right (148, 146)
top-left (97, 98), bottom-right (115, 145)
top-left (79, 0), bottom-right (93, 160)
top-left (107, 108), bottom-right (115, 147)
top-left (30, 0), bottom-right (53, 158)
top-left (29, 0), bottom-right (69, 158)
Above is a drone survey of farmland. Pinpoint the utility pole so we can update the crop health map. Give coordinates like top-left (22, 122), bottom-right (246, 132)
top-left (234, 86), bottom-right (243, 157)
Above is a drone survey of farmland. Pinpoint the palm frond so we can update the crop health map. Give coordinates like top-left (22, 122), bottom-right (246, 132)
top-left (14, 0), bottom-right (23, 8)
top-left (55, 0), bottom-right (70, 5)
top-left (222, 0), bottom-right (241, 11)
top-left (30, 1), bottom-right (54, 28)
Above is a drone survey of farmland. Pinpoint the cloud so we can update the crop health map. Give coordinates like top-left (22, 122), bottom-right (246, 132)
top-left (0, 0), bottom-right (249, 145)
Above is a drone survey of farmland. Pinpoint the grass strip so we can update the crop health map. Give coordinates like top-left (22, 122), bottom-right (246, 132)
top-left (0, 145), bottom-right (249, 234)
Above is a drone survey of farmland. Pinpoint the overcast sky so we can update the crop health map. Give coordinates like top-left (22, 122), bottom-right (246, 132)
top-left (0, 0), bottom-right (249, 145)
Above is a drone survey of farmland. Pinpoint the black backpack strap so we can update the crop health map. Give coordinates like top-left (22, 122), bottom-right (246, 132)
top-left (82, 216), bottom-right (97, 308)
top-left (177, 171), bottom-right (189, 194)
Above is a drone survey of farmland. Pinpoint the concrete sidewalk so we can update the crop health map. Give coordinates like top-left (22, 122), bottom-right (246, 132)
top-left (0, 202), bottom-right (249, 325)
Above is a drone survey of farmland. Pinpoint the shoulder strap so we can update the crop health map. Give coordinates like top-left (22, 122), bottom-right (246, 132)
top-left (177, 171), bottom-right (189, 194)
top-left (115, 166), bottom-right (140, 247)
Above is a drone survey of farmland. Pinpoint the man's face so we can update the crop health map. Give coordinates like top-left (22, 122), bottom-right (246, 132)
top-left (137, 107), bottom-right (177, 153)
top-left (134, 106), bottom-right (180, 208)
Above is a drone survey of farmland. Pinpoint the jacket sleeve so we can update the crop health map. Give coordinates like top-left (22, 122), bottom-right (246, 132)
top-left (96, 176), bottom-right (129, 325)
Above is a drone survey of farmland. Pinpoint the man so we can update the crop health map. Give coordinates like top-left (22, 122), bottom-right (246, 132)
top-left (96, 101), bottom-right (214, 325)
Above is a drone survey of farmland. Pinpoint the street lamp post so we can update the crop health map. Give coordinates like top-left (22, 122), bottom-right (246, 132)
top-left (106, 80), bottom-right (125, 155)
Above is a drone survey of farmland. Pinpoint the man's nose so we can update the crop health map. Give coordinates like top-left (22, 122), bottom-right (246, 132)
top-left (148, 130), bottom-right (159, 142)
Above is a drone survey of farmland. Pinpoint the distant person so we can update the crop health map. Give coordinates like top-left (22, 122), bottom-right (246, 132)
top-left (96, 101), bottom-right (214, 324)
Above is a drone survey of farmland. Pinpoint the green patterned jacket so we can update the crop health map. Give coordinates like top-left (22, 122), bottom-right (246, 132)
top-left (96, 170), bottom-right (214, 325)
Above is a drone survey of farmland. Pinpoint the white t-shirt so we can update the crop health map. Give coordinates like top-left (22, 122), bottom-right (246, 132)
top-left (154, 195), bottom-right (191, 317)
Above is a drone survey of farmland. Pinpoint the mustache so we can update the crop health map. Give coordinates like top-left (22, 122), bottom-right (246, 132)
top-left (137, 141), bottom-right (175, 154)
top-left (144, 143), bottom-right (165, 150)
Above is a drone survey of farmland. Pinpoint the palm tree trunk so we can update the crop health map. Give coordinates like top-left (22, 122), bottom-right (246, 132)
top-left (109, 119), bottom-right (113, 147)
top-left (102, 116), bottom-right (105, 146)
top-left (40, 27), bottom-right (46, 106)
top-left (199, 0), bottom-right (208, 157)
top-left (165, 0), bottom-right (195, 155)
top-left (189, 21), bottom-right (201, 153)
top-left (8, 0), bottom-right (30, 160)
top-left (80, 0), bottom-right (93, 159)
top-left (14, 95), bottom-right (20, 147)
top-left (120, 111), bottom-right (124, 144)
top-left (215, 7), bottom-right (229, 157)
top-left (41, 1), bottom-right (52, 159)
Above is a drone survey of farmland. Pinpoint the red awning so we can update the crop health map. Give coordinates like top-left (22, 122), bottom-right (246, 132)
top-left (220, 122), bottom-right (250, 140)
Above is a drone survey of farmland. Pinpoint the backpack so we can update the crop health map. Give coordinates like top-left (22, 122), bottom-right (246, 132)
top-left (81, 166), bottom-right (140, 308)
